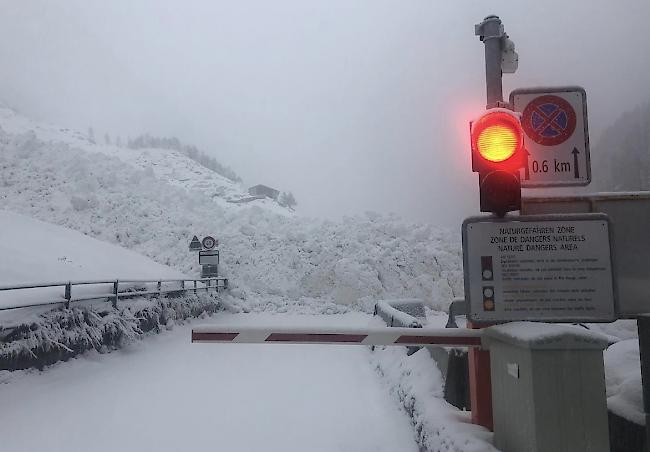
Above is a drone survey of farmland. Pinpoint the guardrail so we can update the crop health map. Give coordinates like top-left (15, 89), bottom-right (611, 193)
top-left (0, 277), bottom-right (228, 312)
top-left (374, 299), bottom-right (426, 328)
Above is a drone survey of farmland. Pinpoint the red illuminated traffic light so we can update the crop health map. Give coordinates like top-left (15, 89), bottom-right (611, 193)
top-left (470, 109), bottom-right (526, 217)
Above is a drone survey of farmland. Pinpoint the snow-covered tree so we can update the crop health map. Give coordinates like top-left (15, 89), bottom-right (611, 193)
top-left (127, 133), bottom-right (242, 182)
top-left (87, 127), bottom-right (95, 144)
top-left (285, 191), bottom-right (297, 208)
top-left (104, 133), bottom-right (111, 145)
top-left (279, 191), bottom-right (297, 209)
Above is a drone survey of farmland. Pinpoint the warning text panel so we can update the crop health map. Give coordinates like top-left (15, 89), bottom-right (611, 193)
top-left (463, 215), bottom-right (615, 322)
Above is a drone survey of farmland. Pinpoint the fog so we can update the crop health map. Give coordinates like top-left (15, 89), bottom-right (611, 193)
top-left (0, 0), bottom-right (648, 227)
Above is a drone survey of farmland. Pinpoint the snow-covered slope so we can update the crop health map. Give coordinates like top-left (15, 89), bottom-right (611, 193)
top-left (0, 105), bottom-right (265, 208)
top-left (0, 210), bottom-right (186, 324)
top-left (0, 104), bottom-right (463, 310)
top-left (0, 210), bottom-right (185, 286)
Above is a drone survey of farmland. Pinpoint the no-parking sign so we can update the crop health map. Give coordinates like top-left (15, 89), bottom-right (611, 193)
top-left (510, 86), bottom-right (590, 187)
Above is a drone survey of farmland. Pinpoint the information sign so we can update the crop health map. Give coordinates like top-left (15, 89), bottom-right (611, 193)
top-left (199, 250), bottom-right (220, 266)
top-left (462, 214), bottom-right (616, 323)
top-left (510, 86), bottom-right (590, 187)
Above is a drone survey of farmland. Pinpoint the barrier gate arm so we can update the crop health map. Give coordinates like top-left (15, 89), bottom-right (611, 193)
top-left (191, 325), bottom-right (483, 347)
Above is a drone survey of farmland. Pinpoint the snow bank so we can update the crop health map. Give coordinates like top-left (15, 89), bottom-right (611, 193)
top-left (605, 339), bottom-right (644, 425)
top-left (0, 292), bottom-right (221, 371)
top-left (371, 345), bottom-right (497, 451)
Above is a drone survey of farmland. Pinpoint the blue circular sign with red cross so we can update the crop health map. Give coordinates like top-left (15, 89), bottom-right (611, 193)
top-left (522, 95), bottom-right (576, 146)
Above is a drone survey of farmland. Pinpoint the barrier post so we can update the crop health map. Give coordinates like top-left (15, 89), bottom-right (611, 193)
top-left (468, 321), bottom-right (493, 431)
top-left (64, 282), bottom-right (72, 309)
top-left (112, 280), bottom-right (119, 308)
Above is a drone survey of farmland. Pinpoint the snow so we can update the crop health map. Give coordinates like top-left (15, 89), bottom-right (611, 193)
top-left (375, 300), bottom-right (424, 327)
top-left (0, 210), bottom-right (185, 285)
top-left (370, 306), bottom-right (496, 451)
top-left (604, 338), bottom-right (644, 424)
top-left (0, 103), bottom-right (463, 311)
top-left (1, 101), bottom-right (645, 448)
top-left (0, 313), bottom-right (422, 452)
top-left (483, 321), bottom-right (611, 349)
top-left (0, 210), bottom-right (185, 320)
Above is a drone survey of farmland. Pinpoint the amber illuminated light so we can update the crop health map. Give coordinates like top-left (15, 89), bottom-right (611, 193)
top-left (477, 124), bottom-right (519, 162)
top-left (472, 111), bottom-right (524, 164)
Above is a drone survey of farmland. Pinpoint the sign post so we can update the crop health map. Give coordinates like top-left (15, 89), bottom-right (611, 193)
top-left (190, 235), bottom-right (221, 277)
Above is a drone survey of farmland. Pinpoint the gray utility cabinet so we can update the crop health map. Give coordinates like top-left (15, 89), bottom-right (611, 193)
top-left (484, 323), bottom-right (610, 452)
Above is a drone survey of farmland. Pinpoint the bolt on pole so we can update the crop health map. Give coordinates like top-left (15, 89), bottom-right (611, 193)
top-left (475, 15), bottom-right (505, 108)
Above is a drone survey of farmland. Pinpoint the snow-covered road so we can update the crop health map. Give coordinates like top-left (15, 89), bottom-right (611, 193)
top-left (0, 312), bottom-right (419, 452)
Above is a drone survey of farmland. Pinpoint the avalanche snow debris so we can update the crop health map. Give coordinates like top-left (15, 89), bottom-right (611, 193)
top-left (0, 105), bottom-right (463, 311)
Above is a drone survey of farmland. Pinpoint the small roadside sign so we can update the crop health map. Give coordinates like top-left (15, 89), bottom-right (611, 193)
top-left (189, 236), bottom-right (202, 252)
top-left (510, 86), bottom-right (590, 187)
top-left (462, 214), bottom-right (616, 323)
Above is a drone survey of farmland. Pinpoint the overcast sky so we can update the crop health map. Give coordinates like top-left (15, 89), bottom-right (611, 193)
top-left (0, 1), bottom-right (648, 227)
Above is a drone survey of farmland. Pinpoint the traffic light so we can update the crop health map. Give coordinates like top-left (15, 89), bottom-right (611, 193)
top-left (470, 108), bottom-right (526, 217)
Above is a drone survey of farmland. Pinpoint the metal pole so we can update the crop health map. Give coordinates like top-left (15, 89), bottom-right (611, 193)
top-left (64, 282), bottom-right (71, 309)
top-left (637, 315), bottom-right (650, 447)
top-left (475, 15), bottom-right (504, 107)
top-left (468, 18), bottom-right (508, 428)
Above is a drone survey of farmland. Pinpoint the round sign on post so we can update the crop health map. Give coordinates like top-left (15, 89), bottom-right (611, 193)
top-left (521, 95), bottom-right (576, 146)
top-left (202, 236), bottom-right (217, 250)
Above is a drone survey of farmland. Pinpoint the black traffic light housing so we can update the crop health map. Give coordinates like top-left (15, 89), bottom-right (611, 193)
top-left (470, 108), bottom-right (527, 217)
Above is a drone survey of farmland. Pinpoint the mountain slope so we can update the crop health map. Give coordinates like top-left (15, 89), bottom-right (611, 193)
top-left (0, 104), bottom-right (463, 309)
top-left (592, 101), bottom-right (650, 191)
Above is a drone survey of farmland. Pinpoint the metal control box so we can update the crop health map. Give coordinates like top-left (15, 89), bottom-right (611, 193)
top-left (484, 323), bottom-right (610, 452)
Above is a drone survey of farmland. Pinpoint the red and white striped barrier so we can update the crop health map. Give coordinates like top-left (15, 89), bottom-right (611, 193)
top-left (191, 325), bottom-right (483, 347)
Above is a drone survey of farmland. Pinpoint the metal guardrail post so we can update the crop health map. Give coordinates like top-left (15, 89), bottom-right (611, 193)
top-left (194, 280), bottom-right (197, 295)
top-left (64, 282), bottom-right (71, 309)
top-left (112, 280), bottom-right (119, 308)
